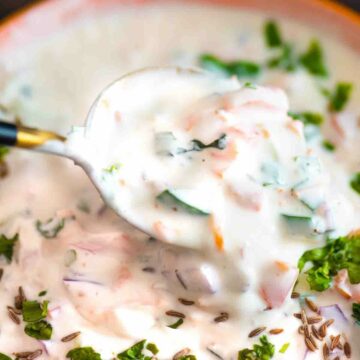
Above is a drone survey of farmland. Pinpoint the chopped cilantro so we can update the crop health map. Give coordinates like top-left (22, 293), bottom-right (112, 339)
top-left (179, 356), bottom-right (197, 360)
top-left (350, 173), bottom-right (360, 195)
top-left (35, 218), bottom-right (65, 239)
top-left (267, 43), bottom-right (297, 72)
top-left (0, 354), bottom-right (11, 360)
top-left (243, 82), bottom-right (257, 89)
top-left (199, 54), bottom-right (261, 78)
top-left (117, 340), bottom-right (154, 360)
top-left (22, 300), bottom-right (49, 322)
top-left (325, 82), bottom-right (353, 112)
top-left (146, 343), bottom-right (159, 355)
top-left (0, 233), bottom-right (18, 262)
top-left (38, 290), bottom-right (47, 297)
top-left (279, 343), bottom-right (290, 354)
top-left (353, 303), bottom-right (360, 325)
top-left (298, 235), bottom-right (360, 291)
top-left (238, 335), bottom-right (275, 359)
top-left (67, 347), bottom-right (102, 360)
top-left (24, 320), bottom-right (52, 340)
top-left (322, 140), bottom-right (336, 152)
top-left (0, 146), bottom-right (9, 162)
top-left (288, 111), bottom-right (324, 126)
top-left (300, 40), bottom-right (328, 77)
top-left (167, 317), bottom-right (184, 329)
top-left (264, 20), bottom-right (283, 48)
top-left (103, 163), bottom-right (122, 173)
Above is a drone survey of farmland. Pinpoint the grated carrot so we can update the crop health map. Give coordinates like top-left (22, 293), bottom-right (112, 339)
top-left (210, 215), bottom-right (224, 252)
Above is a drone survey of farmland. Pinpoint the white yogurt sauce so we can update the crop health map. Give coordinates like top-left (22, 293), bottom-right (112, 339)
top-left (0, 4), bottom-right (359, 360)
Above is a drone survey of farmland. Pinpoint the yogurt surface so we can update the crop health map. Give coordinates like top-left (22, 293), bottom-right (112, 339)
top-left (0, 4), bottom-right (359, 360)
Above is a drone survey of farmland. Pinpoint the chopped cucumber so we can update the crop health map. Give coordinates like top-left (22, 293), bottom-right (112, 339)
top-left (157, 190), bottom-right (210, 216)
top-left (281, 214), bottom-right (313, 235)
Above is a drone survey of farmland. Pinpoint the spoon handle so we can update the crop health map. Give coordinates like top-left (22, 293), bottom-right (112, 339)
top-left (0, 120), bottom-right (66, 155)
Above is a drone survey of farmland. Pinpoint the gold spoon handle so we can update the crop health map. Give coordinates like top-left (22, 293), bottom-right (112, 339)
top-left (0, 120), bottom-right (66, 154)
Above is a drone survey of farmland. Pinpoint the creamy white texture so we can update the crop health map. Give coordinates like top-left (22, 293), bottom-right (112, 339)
top-left (0, 4), bottom-right (359, 360)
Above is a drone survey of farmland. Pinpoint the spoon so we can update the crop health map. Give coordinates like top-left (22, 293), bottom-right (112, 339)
top-left (0, 67), bottom-right (238, 247)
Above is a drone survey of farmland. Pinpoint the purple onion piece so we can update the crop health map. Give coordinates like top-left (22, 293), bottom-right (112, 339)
top-left (319, 304), bottom-right (348, 332)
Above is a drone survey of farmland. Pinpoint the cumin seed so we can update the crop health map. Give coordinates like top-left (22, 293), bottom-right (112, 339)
top-left (311, 325), bottom-right (322, 340)
top-left (15, 286), bottom-right (26, 309)
top-left (173, 348), bottom-right (191, 360)
top-left (322, 343), bottom-right (329, 359)
top-left (344, 342), bottom-right (351, 358)
top-left (178, 298), bottom-right (195, 306)
top-left (337, 342), bottom-right (343, 350)
top-left (248, 326), bottom-right (266, 338)
top-left (305, 298), bottom-right (319, 313)
top-left (13, 352), bottom-right (33, 358)
top-left (298, 325), bottom-right (304, 335)
top-left (0, 268), bottom-right (3, 281)
top-left (269, 328), bottom-right (283, 334)
top-left (330, 334), bottom-right (340, 351)
top-left (304, 325), bottom-right (311, 338)
top-left (61, 331), bottom-right (81, 342)
top-left (319, 323), bottom-right (327, 338)
top-left (291, 291), bottom-right (300, 299)
top-left (214, 312), bottom-right (229, 323)
top-left (8, 307), bottom-right (20, 325)
top-left (293, 312), bottom-right (302, 319)
top-left (305, 337), bottom-right (316, 352)
top-left (206, 348), bottom-right (224, 360)
top-left (307, 315), bottom-right (322, 324)
top-left (174, 269), bottom-right (187, 290)
top-left (334, 357), bottom-right (340, 360)
top-left (27, 350), bottom-right (43, 360)
top-left (301, 309), bottom-right (308, 325)
top-left (166, 310), bottom-right (186, 318)
top-left (142, 267), bottom-right (156, 273)
top-left (307, 334), bottom-right (318, 349)
top-left (324, 319), bottom-right (334, 327)
top-left (7, 305), bottom-right (21, 315)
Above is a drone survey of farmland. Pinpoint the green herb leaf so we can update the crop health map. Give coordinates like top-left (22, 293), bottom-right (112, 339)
top-left (103, 163), bottom-right (122, 173)
top-left (157, 190), bottom-right (209, 216)
top-left (38, 290), bottom-right (47, 297)
top-left (146, 343), bottom-right (159, 355)
top-left (288, 111), bottom-right (324, 126)
top-left (67, 347), bottom-right (102, 360)
top-left (199, 54), bottom-right (261, 78)
top-left (267, 43), bottom-right (297, 72)
top-left (352, 303), bottom-right (360, 325)
top-left (300, 40), bottom-right (328, 77)
top-left (0, 233), bottom-right (18, 262)
top-left (298, 235), bottom-right (360, 291)
top-left (327, 82), bottom-right (353, 112)
top-left (264, 20), bottom-right (283, 48)
top-left (243, 82), bottom-right (257, 89)
top-left (22, 300), bottom-right (49, 322)
top-left (0, 146), bottom-right (9, 162)
top-left (35, 218), bottom-right (65, 239)
top-left (167, 318), bottom-right (184, 329)
top-left (238, 335), bottom-right (275, 360)
top-left (117, 340), bottom-right (146, 359)
top-left (350, 173), bottom-right (360, 195)
top-left (24, 320), bottom-right (52, 340)
top-left (0, 354), bottom-right (11, 360)
top-left (279, 343), bottom-right (290, 354)
top-left (179, 356), bottom-right (197, 360)
top-left (322, 140), bottom-right (336, 152)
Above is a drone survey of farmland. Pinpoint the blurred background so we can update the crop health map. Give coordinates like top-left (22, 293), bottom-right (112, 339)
top-left (0, 0), bottom-right (359, 19)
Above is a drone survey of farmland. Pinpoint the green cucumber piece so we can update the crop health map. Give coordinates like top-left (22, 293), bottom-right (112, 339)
top-left (282, 214), bottom-right (313, 235)
top-left (157, 190), bottom-right (210, 216)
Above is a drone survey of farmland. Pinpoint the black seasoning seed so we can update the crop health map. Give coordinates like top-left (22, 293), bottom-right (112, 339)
top-left (206, 348), bottom-right (224, 360)
top-left (178, 298), bottom-right (195, 306)
top-left (15, 286), bottom-right (26, 310)
top-left (174, 269), bottom-right (187, 290)
top-left (142, 267), bottom-right (156, 273)
top-left (7, 305), bottom-right (21, 315)
top-left (344, 342), bottom-right (351, 358)
top-left (166, 310), bottom-right (186, 318)
top-left (61, 331), bottom-right (81, 342)
top-left (214, 312), bottom-right (229, 323)
top-left (248, 326), bottom-right (266, 338)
